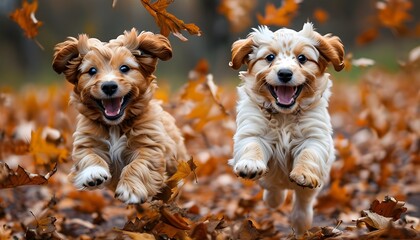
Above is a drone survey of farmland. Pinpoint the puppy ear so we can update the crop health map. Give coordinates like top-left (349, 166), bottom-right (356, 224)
top-left (300, 22), bottom-right (345, 72)
top-left (316, 34), bottom-right (345, 72)
top-left (230, 38), bottom-right (253, 70)
top-left (52, 37), bottom-right (79, 74)
top-left (137, 31), bottom-right (172, 61)
top-left (52, 34), bottom-right (90, 84)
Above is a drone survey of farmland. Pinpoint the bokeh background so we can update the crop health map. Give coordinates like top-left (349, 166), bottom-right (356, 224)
top-left (0, 0), bottom-right (419, 89)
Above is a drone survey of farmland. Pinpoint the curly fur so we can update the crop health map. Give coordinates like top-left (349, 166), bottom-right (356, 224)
top-left (229, 23), bottom-right (344, 234)
top-left (52, 29), bottom-right (188, 204)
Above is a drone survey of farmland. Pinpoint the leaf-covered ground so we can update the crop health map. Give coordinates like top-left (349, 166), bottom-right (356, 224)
top-left (0, 57), bottom-right (419, 239)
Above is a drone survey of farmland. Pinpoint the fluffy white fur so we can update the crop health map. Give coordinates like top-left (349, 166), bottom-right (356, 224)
top-left (229, 23), bottom-right (344, 235)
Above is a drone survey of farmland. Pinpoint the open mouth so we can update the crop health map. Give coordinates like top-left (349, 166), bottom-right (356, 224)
top-left (95, 95), bottom-right (130, 121)
top-left (267, 84), bottom-right (303, 108)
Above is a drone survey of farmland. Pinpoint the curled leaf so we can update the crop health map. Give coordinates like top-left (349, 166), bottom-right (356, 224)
top-left (10, 0), bottom-right (43, 39)
top-left (140, 0), bottom-right (201, 41)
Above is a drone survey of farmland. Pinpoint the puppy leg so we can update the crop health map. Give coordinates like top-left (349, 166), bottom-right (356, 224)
top-left (69, 154), bottom-right (111, 190)
top-left (231, 142), bottom-right (268, 180)
top-left (263, 188), bottom-right (287, 209)
top-left (290, 187), bottom-right (318, 235)
top-left (115, 159), bottom-right (165, 204)
top-left (289, 149), bottom-right (323, 188)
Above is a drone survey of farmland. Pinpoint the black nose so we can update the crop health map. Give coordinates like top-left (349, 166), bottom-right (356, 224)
top-left (277, 69), bottom-right (293, 83)
top-left (101, 81), bottom-right (118, 96)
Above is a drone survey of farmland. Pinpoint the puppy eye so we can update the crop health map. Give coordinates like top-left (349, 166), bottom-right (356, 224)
top-left (265, 54), bottom-right (275, 62)
top-left (297, 54), bottom-right (307, 64)
top-left (119, 65), bottom-right (130, 73)
top-left (88, 67), bottom-right (97, 76)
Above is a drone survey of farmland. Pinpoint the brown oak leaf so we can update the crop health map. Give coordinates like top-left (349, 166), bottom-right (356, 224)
top-left (140, 0), bottom-right (201, 41)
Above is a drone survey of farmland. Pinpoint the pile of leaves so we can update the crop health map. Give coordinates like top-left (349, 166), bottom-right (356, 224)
top-left (0, 52), bottom-right (419, 239)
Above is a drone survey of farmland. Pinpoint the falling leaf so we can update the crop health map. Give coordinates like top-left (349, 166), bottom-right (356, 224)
top-left (9, 0), bottom-right (43, 39)
top-left (313, 8), bottom-right (329, 25)
top-left (356, 28), bottom-right (379, 45)
top-left (180, 60), bottom-right (230, 131)
top-left (0, 163), bottom-right (57, 189)
top-left (166, 158), bottom-right (197, 190)
top-left (257, 0), bottom-right (299, 27)
top-left (218, 0), bottom-right (257, 33)
top-left (140, 0), bottom-right (201, 41)
top-left (377, 0), bottom-right (413, 32)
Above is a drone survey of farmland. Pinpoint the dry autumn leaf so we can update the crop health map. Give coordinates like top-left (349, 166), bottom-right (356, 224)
top-left (9, 0), bottom-right (43, 39)
top-left (313, 8), bottom-right (329, 25)
top-left (140, 0), bottom-right (201, 41)
top-left (257, 0), bottom-right (299, 27)
top-left (356, 28), bottom-right (379, 45)
top-left (357, 210), bottom-right (394, 231)
top-left (370, 196), bottom-right (407, 221)
top-left (181, 60), bottom-right (229, 131)
top-left (377, 0), bottom-right (413, 32)
top-left (0, 163), bottom-right (57, 189)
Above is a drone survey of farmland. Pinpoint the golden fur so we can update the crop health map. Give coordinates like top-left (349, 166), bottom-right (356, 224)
top-left (52, 29), bottom-right (188, 204)
top-left (229, 23), bottom-right (344, 234)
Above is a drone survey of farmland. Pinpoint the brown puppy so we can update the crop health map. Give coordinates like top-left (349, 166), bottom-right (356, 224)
top-left (53, 29), bottom-right (188, 204)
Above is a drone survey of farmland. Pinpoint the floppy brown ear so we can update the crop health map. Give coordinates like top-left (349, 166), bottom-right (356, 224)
top-left (52, 37), bottom-right (79, 74)
top-left (229, 38), bottom-right (254, 70)
top-left (52, 35), bottom-right (90, 84)
top-left (137, 32), bottom-right (172, 61)
top-left (316, 34), bottom-right (345, 72)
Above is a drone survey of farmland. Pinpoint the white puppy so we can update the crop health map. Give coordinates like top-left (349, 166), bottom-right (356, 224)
top-left (229, 22), bottom-right (344, 234)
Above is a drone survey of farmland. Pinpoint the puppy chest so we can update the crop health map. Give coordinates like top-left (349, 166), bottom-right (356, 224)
top-left (105, 127), bottom-right (130, 165)
top-left (266, 120), bottom-right (301, 168)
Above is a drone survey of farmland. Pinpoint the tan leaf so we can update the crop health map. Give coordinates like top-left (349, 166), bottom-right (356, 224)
top-left (357, 210), bottom-right (393, 231)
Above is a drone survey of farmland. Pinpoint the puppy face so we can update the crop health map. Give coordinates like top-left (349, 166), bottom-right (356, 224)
top-left (230, 23), bottom-right (344, 113)
top-left (52, 29), bottom-right (172, 125)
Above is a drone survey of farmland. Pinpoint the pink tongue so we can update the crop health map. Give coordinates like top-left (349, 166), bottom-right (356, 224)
top-left (275, 86), bottom-right (295, 105)
top-left (102, 97), bottom-right (122, 116)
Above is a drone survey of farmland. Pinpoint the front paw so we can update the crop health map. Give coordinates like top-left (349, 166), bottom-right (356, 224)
top-left (72, 166), bottom-right (111, 190)
top-left (289, 165), bottom-right (321, 189)
top-left (233, 159), bottom-right (267, 180)
top-left (114, 180), bottom-right (149, 204)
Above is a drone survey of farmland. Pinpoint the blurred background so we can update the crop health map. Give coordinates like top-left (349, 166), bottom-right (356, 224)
top-left (0, 0), bottom-right (419, 89)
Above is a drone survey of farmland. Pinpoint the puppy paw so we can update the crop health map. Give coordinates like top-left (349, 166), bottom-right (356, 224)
top-left (73, 166), bottom-right (111, 190)
top-left (115, 181), bottom-right (149, 205)
top-left (289, 165), bottom-right (321, 188)
top-left (233, 159), bottom-right (267, 180)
